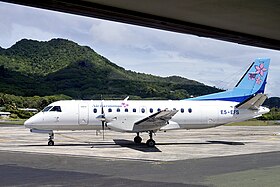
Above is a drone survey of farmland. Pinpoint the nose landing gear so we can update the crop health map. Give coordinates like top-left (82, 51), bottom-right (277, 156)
top-left (48, 132), bottom-right (54, 146)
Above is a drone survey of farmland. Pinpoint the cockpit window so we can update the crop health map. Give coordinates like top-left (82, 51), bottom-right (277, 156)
top-left (42, 106), bottom-right (53, 112)
top-left (50, 106), bottom-right (62, 112)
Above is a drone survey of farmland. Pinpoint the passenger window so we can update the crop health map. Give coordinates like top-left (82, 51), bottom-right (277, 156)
top-left (157, 108), bottom-right (161, 112)
top-left (50, 106), bottom-right (62, 112)
top-left (42, 106), bottom-right (52, 112)
top-left (181, 108), bottom-right (184, 113)
top-left (93, 108), bottom-right (97, 113)
top-left (188, 108), bottom-right (192, 113)
top-left (117, 108), bottom-right (120, 112)
top-left (133, 108), bottom-right (136, 112)
top-left (141, 108), bottom-right (145, 113)
top-left (150, 108), bottom-right (153, 113)
top-left (125, 108), bottom-right (128, 112)
top-left (108, 108), bottom-right (112, 112)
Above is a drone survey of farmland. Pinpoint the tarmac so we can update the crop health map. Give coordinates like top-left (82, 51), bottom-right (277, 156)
top-left (1, 125), bottom-right (280, 186)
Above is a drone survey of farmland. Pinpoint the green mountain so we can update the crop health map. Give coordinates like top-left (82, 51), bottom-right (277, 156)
top-left (0, 38), bottom-right (221, 99)
top-left (264, 97), bottom-right (280, 108)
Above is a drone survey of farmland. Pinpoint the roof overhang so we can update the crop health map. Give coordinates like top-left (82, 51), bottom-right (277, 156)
top-left (2, 0), bottom-right (280, 50)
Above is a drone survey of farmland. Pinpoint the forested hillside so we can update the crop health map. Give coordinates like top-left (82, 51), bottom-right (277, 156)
top-left (263, 97), bottom-right (280, 108)
top-left (0, 38), bottom-right (221, 99)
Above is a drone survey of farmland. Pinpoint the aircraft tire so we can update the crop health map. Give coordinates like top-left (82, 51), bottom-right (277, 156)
top-left (146, 139), bottom-right (155, 147)
top-left (48, 140), bottom-right (54, 146)
top-left (134, 136), bottom-right (142, 144)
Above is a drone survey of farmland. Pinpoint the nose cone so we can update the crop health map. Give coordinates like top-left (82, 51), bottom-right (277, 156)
top-left (24, 117), bottom-right (34, 129)
top-left (24, 113), bottom-right (41, 129)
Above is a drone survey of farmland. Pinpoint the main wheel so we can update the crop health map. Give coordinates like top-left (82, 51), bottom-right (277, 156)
top-left (48, 140), bottom-right (54, 146)
top-left (134, 136), bottom-right (142, 144)
top-left (146, 139), bottom-right (155, 147)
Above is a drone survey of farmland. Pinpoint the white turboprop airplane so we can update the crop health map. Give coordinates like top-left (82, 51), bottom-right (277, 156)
top-left (24, 58), bottom-right (270, 147)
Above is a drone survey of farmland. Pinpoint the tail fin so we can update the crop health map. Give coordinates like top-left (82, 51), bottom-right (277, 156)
top-left (188, 58), bottom-right (270, 102)
top-left (234, 58), bottom-right (269, 94)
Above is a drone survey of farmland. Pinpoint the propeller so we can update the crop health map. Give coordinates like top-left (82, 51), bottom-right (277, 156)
top-left (101, 101), bottom-right (105, 140)
top-left (96, 99), bottom-right (106, 140)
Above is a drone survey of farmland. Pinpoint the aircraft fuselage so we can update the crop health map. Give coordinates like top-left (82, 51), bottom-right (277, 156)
top-left (24, 100), bottom-right (269, 132)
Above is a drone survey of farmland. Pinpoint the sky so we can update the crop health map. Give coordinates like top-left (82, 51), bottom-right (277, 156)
top-left (0, 2), bottom-right (279, 97)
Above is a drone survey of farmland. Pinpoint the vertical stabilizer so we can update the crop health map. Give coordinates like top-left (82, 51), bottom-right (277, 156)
top-left (187, 58), bottom-right (270, 102)
top-left (234, 58), bottom-right (269, 95)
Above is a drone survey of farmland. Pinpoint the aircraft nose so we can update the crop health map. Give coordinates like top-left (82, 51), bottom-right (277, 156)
top-left (24, 117), bottom-right (34, 128)
top-left (24, 114), bottom-right (41, 128)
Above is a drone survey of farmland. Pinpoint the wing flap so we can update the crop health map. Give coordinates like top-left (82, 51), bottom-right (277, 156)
top-left (236, 94), bottom-right (267, 110)
top-left (133, 109), bottom-right (178, 132)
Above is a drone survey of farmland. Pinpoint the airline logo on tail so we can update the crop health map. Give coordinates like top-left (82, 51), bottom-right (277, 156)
top-left (249, 63), bottom-right (267, 84)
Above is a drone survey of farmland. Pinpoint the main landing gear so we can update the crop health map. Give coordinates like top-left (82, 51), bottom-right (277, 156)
top-left (146, 131), bottom-right (156, 147)
top-left (133, 131), bottom-right (156, 147)
top-left (48, 132), bottom-right (54, 146)
top-left (134, 132), bottom-right (142, 144)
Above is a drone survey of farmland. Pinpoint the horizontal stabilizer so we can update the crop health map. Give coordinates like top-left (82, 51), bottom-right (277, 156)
top-left (235, 94), bottom-right (267, 110)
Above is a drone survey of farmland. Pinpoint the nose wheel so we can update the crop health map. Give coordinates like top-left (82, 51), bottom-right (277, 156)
top-left (48, 132), bottom-right (54, 146)
top-left (48, 140), bottom-right (54, 146)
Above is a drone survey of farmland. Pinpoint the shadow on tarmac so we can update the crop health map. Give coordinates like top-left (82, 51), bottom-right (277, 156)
top-left (21, 140), bottom-right (245, 152)
top-left (113, 139), bottom-right (161, 152)
top-left (207, 140), bottom-right (245, 145)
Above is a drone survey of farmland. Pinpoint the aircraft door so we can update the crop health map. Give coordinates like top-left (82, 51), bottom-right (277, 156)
top-left (78, 104), bottom-right (89, 125)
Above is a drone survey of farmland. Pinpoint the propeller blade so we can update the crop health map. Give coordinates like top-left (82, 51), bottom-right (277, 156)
top-left (102, 121), bottom-right (105, 140)
top-left (101, 100), bottom-right (105, 140)
top-left (101, 104), bottom-right (104, 115)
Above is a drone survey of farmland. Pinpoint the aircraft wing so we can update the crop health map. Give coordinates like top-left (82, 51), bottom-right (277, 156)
top-left (235, 94), bottom-right (267, 110)
top-left (132, 109), bottom-right (178, 132)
